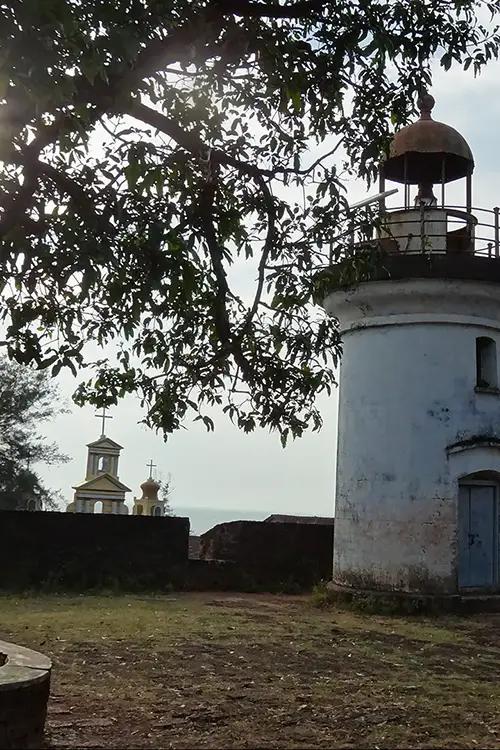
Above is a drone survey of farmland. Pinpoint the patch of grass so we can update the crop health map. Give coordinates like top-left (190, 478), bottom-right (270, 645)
top-left (310, 580), bottom-right (331, 608)
top-left (3, 592), bottom-right (500, 749)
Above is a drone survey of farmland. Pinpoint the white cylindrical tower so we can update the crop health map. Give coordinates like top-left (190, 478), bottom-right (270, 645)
top-left (323, 95), bottom-right (500, 597)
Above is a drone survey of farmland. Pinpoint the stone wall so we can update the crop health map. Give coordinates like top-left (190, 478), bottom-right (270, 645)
top-left (188, 535), bottom-right (201, 559)
top-left (0, 511), bottom-right (189, 590)
top-left (265, 514), bottom-right (334, 525)
top-left (0, 640), bottom-right (51, 749)
top-left (0, 511), bottom-right (333, 592)
top-left (199, 520), bottom-right (334, 588)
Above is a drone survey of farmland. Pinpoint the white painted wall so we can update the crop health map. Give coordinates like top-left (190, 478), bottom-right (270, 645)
top-left (380, 208), bottom-right (448, 253)
top-left (324, 277), bottom-right (500, 593)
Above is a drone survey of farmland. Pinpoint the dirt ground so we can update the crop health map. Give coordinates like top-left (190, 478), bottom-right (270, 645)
top-left (2, 591), bottom-right (500, 749)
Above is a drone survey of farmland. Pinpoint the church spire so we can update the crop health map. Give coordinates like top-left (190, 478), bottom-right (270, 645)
top-left (66, 418), bottom-right (130, 515)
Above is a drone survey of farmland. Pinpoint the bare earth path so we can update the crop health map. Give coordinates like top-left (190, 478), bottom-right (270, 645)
top-left (1, 592), bottom-right (500, 749)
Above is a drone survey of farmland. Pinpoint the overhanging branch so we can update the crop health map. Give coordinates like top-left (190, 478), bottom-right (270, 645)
top-left (0, 8), bottom-right (227, 235)
top-left (242, 173), bottom-right (276, 330)
top-left (212, 0), bottom-right (323, 19)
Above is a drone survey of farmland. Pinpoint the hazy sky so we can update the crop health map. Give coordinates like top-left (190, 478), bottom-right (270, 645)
top-left (36, 56), bottom-right (500, 518)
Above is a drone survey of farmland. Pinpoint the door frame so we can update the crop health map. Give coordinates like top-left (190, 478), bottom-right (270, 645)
top-left (458, 479), bottom-right (498, 592)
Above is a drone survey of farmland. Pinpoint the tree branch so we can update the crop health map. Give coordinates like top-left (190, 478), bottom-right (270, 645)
top-left (0, 145), bottom-right (114, 240)
top-left (128, 100), bottom-right (342, 183)
top-left (0, 172), bottom-right (38, 238)
top-left (0, 7), bottom-right (226, 138)
top-left (0, 113), bottom-right (100, 238)
top-left (137, 89), bottom-right (276, 377)
top-left (127, 100), bottom-right (208, 156)
top-left (0, 5), bottom-right (331, 245)
top-left (197, 181), bottom-right (255, 382)
top-left (212, 0), bottom-right (323, 19)
top-left (34, 162), bottom-right (115, 236)
top-left (242, 173), bottom-right (276, 330)
top-left (120, 8), bottom-right (225, 89)
top-left (127, 99), bottom-right (278, 180)
top-left (296, 140), bottom-right (344, 176)
top-left (0, 9), bottom-right (226, 235)
top-left (198, 181), bottom-right (231, 336)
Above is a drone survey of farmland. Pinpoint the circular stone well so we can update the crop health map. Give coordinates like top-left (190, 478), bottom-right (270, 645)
top-left (0, 640), bottom-right (51, 749)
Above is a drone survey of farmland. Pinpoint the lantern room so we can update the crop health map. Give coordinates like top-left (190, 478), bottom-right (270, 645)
top-left (347, 93), bottom-right (499, 259)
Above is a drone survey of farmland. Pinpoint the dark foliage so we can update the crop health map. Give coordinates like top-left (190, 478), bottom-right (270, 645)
top-left (0, 358), bottom-right (68, 509)
top-left (0, 1), bottom-right (498, 442)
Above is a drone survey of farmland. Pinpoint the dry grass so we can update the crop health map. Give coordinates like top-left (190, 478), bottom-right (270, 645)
top-left (1, 592), bottom-right (500, 748)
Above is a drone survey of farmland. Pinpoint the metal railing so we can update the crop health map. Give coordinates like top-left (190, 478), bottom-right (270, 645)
top-left (342, 205), bottom-right (500, 259)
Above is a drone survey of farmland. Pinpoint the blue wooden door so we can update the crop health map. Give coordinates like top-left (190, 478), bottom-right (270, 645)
top-left (458, 485), bottom-right (496, 588)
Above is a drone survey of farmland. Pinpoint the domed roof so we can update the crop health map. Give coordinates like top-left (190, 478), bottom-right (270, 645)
top-left (140, 476), bottom-right (160, 501)
top-left (141, 477), bottom-right (160, 490)
top-left (382, 94), bottom-right (474, 184)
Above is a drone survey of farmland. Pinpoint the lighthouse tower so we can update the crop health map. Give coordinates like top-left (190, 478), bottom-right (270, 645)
top-left (323, 94), bottom-right (500, 598)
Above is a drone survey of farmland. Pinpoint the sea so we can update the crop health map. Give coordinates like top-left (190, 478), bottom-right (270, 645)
top-left (171, 505), bottom-right (270, 535)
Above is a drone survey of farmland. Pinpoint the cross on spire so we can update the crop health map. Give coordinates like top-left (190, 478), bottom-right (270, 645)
top-left (95, 407), bottom-right (113, 437)
top-left (147, 459), bottom-right (156, 479)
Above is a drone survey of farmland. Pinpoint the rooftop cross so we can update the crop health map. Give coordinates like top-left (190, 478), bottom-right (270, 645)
top-left (146, 459), bottom-right (156, 479)
top-left (95, 407), bottom-right (113, 437)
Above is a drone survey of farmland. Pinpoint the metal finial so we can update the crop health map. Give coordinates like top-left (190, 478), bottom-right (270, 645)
top-left (417, 92), bottom-right (435, 120)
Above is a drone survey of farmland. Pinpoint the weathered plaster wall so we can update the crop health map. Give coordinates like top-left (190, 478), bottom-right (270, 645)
top-left (324, 278), bottom-right (500, 593)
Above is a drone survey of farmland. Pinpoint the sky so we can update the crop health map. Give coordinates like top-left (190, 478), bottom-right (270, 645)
top-left (36, 54), bottom-right (500, 523)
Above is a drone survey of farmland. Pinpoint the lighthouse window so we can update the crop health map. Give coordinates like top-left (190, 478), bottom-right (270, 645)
top-left (476, 337), bottom-right (497, 389)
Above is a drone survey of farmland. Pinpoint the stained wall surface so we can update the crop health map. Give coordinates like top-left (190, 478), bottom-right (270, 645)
top-left (325, 277), bottom-right (500, 593)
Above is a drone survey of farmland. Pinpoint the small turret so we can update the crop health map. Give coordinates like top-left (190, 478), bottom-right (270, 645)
top-left (133, 461), bottom-right (165, 517)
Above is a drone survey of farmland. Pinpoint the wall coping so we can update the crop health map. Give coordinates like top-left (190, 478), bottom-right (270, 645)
top-left (0, 640), bottom-right (51, 691)
top-left (447, 436), bottom-right (500, 455)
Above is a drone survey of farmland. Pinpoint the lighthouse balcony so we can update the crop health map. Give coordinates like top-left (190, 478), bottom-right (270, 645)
top-left (345, 205), bottom-right (500, 259)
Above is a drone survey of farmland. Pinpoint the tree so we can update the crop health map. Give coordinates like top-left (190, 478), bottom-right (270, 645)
top-left (0, 1), bottom-right (498, 443)
top-left (0, 358), bottom-right (68, 510)
top-left (158, 474), bottom-right (174, 516)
